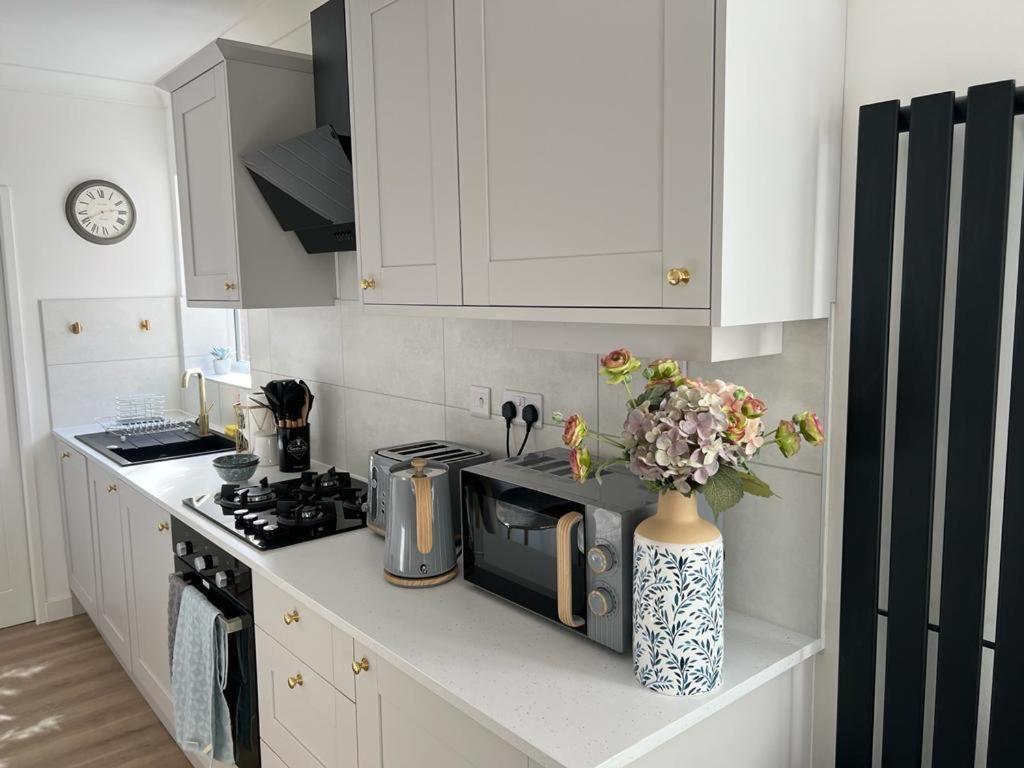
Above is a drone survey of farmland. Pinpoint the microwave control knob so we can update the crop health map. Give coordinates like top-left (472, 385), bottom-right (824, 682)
top-left (214, 570), bottom-right (233, 588)
top-left (175, 541), bottom-right (192, 558)
top-left (587, 545), bottom-right (615, 574)
top-left (193, 555), bottom-right (212, 571)
top-left (588, 588), bottom-right (615, 617)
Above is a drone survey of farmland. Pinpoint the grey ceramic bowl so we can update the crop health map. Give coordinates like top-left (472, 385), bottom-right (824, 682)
top-left (212, 453), bottom-right (260, 482)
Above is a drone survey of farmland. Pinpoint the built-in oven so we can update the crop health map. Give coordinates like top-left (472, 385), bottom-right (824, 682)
top-left (172, 518), bottom-right (259, 768)
top-left (461, 450), bottom-right (656, 653)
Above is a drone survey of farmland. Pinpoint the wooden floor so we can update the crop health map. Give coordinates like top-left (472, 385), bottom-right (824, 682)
top-left (0, 614), bottom-right (188, 768)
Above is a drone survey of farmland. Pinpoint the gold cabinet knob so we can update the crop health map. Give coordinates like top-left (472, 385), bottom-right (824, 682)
top-left (224, 281), bottom-right (236, 291)
top-left (351, 657), bottom-right (369, 675)
top-left (157, 522), bottom-right (170, 532)
top-left (360, 276), bottom-right (376, 291)
top-left (283, 609), bottom-right (300, 626)
top-left (106, 483), bottom-right (118, 493)
top-left (139, 319), bottom-right (151, 331)
top-left (69, 321), bottom-right (83, 334)
top-left (60, 451), bottom-right (71, 460)
top-left (666, 268), bottom-right (691, 286)
top-left (287, 673), bottom-right (304, 690)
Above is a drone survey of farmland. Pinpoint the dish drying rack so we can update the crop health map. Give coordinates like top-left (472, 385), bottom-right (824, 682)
top-left (96, 394), bottom-right (198, 440)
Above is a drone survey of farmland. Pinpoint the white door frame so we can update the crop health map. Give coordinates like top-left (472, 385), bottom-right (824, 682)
top-left (0, 185), bottom-right (46, 624)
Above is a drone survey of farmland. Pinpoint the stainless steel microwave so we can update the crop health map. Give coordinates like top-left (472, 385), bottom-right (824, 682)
top-left (460, 449), bottom-right (656, 653)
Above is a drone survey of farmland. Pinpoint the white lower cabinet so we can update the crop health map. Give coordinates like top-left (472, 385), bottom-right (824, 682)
top-left (88, 462), bottom-right (133, 669)
top-left (123, 484), bottom-right (175, 723)
top-left (57, 445), bottom-right (98, 616)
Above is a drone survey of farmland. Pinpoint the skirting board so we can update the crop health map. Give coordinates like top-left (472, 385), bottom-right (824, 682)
top-left (512, 321), bottom-right (783, 362)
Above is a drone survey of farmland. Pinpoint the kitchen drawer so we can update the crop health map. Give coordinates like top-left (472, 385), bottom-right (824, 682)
top-left (254, 572), bottom-right (333, 680)
top-left (257, 628), bottom-right (353, 768)
top-left (332, 626), bottom-right (356, 702)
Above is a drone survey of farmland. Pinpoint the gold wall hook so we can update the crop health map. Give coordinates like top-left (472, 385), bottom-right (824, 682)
top-left (139, 319), bottom-right (151, 331)
top-left (69, 321), bottom-right (83, 334)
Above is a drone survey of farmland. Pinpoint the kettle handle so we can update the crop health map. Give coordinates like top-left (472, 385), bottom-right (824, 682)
top-left (410, 459), bottom-right (433, 554)
top-left (556, 512), bottom-right (585, 628)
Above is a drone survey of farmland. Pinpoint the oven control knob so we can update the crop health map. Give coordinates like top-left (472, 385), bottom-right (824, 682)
top-left (193, 555), bottom-right (212, 571)
top-left (175, 541), bottom-right (192, 558)
top-left (214, 570), bottom-right (233, 588)
top-left (587, 545), bottom-right (615, 574)
top-left (588, 588), bottom-right (615, 617)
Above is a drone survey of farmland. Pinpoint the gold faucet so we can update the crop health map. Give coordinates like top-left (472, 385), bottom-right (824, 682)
top-left (181, 368), bottom-right (210, 436)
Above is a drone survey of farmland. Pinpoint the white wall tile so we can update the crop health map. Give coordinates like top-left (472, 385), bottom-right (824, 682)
top-left (707, 464), bottom-right (823, 637)
top-left (340, 301), bottom-right (445, 404)
top-left (444, 406), bottom-right (564, 461)
top-left (443, 317), bottom-right (598, 425)
top-left (267, 304), bottom-right (343, 385)
top-left (245, 309), bottom-right (271, 371)
top-left (47, 357), bottom-right (183, 428)
top-left (306, 380), bottom-right (347, 471)
top-left (342, 388), bottom-right (444, 477)
top-left (689, 319), bottom-right (829, 475)
top-left (41, 296), bottom-right (179, 365)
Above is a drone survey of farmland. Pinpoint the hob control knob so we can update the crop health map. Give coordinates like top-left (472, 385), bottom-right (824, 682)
top-left (214, 571), bottom-right (233, 588)
top-left (588, 588), bottom-right (615, 617)
top-left (587, 545), bottom-right (615, 574)
top-left (193, 555), bottom-right (212, 571)
top-left (175, 541), bottom-right (192, 557)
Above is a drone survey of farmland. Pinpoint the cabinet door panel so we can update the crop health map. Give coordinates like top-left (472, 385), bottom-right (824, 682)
top-left (171, 64), bottom-right (239, 303)
top-left (350, 0), bottom-right (461, 304)
top-left (89, 464), bottom-right (132, 668)
top-left (456, 0), bottom-right (714, 308)
top-left (123, 486), bottom-right (174, 722)
top-left (58, 446), bottom-right (97, 615)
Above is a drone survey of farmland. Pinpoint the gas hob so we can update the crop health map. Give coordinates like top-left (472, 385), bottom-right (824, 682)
top-left (182, 467), bottom-right (367, 550)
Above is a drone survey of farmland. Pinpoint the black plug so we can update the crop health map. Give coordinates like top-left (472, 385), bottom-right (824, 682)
top-left (516, 404), bottom-right (540, 456)
top-left (501, 400), bottom-right (518, 457)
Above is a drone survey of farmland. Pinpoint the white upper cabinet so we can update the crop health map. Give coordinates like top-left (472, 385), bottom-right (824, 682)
top-left (349, 0), bottom-right (462, 305)
top-left (456, 0), bottom-right (713, 310)
top-left (160, 40), bottom-right (337, 309)
top-left (348, 0), bottom-right (846, 352)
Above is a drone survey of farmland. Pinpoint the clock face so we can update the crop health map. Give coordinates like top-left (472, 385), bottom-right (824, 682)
top-left (65, 180), bottom-right (136, 244)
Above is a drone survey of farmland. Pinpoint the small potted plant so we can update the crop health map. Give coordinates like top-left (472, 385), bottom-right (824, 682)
top-left (555, 349), bottom-right (824, 696)
top-left (211, 346), bottom-right (233, 375)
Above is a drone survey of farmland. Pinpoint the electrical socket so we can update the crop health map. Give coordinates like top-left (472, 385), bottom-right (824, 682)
top-left (502, 390), bottom-right (543, 429)
top-left (469, 385), bottom-right (490, 419)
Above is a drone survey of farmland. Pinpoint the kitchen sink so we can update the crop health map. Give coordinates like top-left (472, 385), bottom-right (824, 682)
top-left (75, 428), bottom-right (235, 467)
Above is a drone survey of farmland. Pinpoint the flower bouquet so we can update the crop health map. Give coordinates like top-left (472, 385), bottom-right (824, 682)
top-left (554, 348), bottom-right (825, 518)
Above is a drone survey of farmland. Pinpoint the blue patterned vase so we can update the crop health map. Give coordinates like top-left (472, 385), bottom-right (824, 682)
top-left (633, 491), bottom-right (724, 696)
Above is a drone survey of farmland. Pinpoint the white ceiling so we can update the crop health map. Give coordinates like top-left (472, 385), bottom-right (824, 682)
top-left (0, 0), bottom-right (275, 84)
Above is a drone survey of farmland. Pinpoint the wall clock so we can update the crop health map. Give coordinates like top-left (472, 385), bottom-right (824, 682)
top-left (65, 180), bottom-right (136, 244)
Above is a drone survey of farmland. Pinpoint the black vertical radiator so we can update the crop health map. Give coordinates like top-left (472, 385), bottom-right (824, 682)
top-left (836, 79), bottom-right (1024, 766)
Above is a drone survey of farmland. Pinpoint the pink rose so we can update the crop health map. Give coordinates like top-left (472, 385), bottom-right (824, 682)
top-left (742, 397), bottom-right (767, 418)
top-left (794, 411), bottom-right (825, 445)
top-left (776, 420), bottom-right (801, 458)
top-left (599, 348), bottom-right (642, 384)
top-left (561, 413), bottom-right (588, 448)
top-left (569, 446), bottom-right (592, 483)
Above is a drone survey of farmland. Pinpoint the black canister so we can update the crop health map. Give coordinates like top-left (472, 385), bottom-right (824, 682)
top-left (278, 424), bottom-right (311, 472)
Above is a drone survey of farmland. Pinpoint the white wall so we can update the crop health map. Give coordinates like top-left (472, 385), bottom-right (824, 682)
top-left (0, 65), bottom-right (178, 620)
top-left (815, 1), bottom-right (1024, 763)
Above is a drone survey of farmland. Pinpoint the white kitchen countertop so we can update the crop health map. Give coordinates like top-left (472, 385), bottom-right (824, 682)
top-left (54, 425), bottom-right (822, 768)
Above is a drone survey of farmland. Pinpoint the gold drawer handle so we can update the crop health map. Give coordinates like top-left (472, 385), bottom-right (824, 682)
top-left (352, 657), bottom-right (369, 675)
top-left (224, 281), bottom-right (236, 291)
top-left (360, 276), bottom-right (376, 290)
top-left (60, 451), bottom-right (71, 460)
top-left (139, 319), bottom-right (151, 331)
top-left (69, 321), bottom-right (83, 334)
top-left (106, 483), bottom-right (118, 493)
top-left (283, 609), bottom-right (300, 626)
top-left (666, 268), bottom-right (691, 286)
top-left (157, 522), bottom-right (170, 532)
top-left (287, 673), bottom-right (304, 690)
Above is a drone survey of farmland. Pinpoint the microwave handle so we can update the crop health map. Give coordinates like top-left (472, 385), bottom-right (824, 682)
top-left (556, 512), bottom-right (585, 628)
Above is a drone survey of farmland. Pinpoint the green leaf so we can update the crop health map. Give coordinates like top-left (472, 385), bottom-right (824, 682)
top-left (739, 470), bottom-right (776, 498)
top-left (701, 466), bottom-right (744, 516)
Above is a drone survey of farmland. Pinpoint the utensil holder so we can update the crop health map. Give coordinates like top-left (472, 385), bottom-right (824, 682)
top-left (278, 424), bottom-right (311, 472)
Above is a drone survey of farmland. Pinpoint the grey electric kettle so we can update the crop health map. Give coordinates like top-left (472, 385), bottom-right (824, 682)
top-left (383, 457), bottom-right (457, 587)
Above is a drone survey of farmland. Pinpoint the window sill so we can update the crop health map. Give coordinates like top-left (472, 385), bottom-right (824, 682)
top-left (206, 371), bottom-right (252, 389)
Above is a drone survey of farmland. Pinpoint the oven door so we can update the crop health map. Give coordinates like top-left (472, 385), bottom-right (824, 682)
top-left (462, 477), bottom-right (587, 633)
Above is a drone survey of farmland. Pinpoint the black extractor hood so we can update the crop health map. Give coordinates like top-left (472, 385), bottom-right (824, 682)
top-left (242, 0), bottom-right (356, 254)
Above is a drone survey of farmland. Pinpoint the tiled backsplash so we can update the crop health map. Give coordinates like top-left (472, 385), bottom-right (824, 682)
top-left (197, 284), bottom-right (830, 638)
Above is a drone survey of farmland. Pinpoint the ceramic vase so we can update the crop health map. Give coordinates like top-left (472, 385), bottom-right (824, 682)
top-left (633, 490), bottom-right (724, 696)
